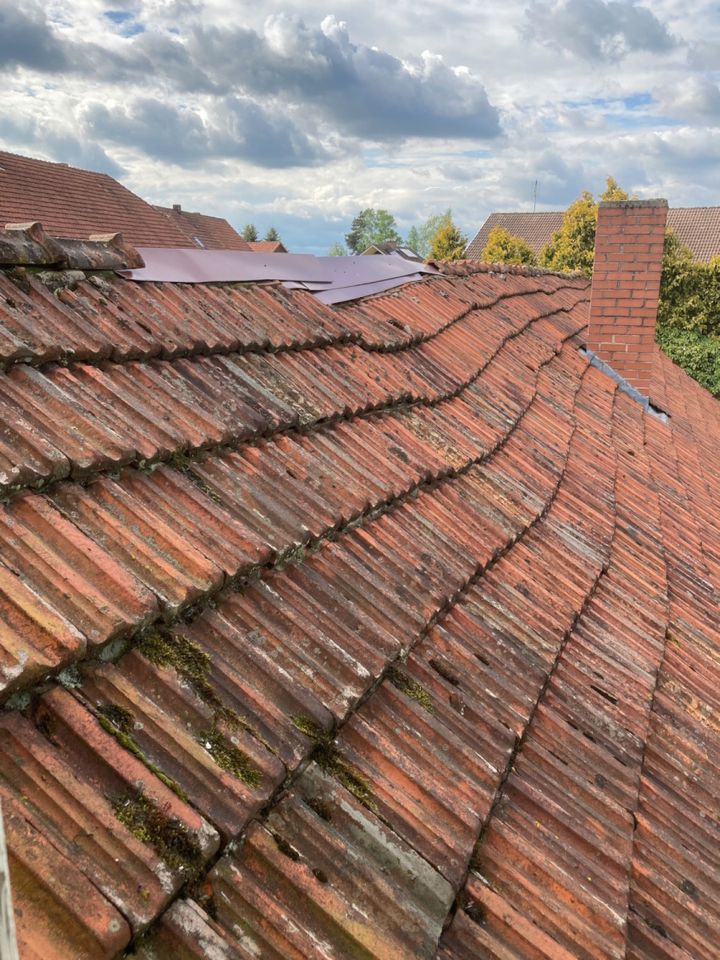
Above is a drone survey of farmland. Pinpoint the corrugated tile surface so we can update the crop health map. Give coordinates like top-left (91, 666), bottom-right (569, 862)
top-left (0, 261), bottom-right (719, 959)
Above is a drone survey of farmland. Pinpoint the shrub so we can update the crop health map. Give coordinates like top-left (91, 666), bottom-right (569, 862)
top-left (481, 225), bottom-right (537, 265)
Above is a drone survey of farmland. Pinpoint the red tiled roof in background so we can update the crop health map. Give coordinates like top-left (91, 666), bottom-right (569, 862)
top-left (0, 247), bottom-right (718, 959)
top-left (154, 204), bottom-right (251, 250)
top-left (0, 151), bottom-right (194, 248)
top-left (666, 207), bottom-right (720, 262)
top-left (468, 207), bottom-right (720, 262)
top-left (248, 239), bottom-right (289, 253)
top-left (467, 211), bottom-right (565, 259)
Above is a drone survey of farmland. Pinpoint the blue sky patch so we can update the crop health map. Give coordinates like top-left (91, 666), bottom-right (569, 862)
top-left (104, 10), bottom-right (145, 35)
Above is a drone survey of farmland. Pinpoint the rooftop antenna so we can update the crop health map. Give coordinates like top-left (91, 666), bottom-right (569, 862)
top-left (532, 180), bottom-right (538, 214)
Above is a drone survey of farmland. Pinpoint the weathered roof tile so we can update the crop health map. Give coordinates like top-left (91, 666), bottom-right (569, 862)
top-left (0, 249), bottom-right (717, 958)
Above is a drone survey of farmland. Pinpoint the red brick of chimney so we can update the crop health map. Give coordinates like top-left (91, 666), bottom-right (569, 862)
top-left (588, 198), bottom-right (668, 396)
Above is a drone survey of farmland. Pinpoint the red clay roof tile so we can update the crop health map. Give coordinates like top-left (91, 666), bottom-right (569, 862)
top-left (0, 244), bottom-right (718, 959)
top-left (0, 152), bottom-right (193, 248)
top-left (153, 205), bottom-right (251, 251)
top-left (248, 240), bottom-right (288, 253)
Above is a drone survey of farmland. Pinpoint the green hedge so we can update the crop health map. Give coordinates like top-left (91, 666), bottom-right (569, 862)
top-left (658, 234), bottom-right (720, 336)
top-left (656, 322), bottom-right (720, 397)
top-left (656, 233), bottom-right (720, 395)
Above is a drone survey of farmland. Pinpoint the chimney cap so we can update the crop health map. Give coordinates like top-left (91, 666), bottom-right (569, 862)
top-left (172, 203), bottom-right (182, 212)
top-left (599, 198), bottom-right (668, 209)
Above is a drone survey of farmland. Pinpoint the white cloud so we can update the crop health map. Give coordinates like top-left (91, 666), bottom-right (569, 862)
top-left (0, 0), bottom-right (718, 254)
top-left (523, 0), bottom-right (676, 61)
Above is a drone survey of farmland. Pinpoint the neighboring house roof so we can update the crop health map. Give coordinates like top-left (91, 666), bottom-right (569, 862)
top-left (361, 240), bottom-right (424, 261)
top-left (0, 236), bottom-right (719, 960)
top-left (154, 204), bottom-right (250, 250)
top-left (468, 207), bottom-right (720, 262)
top-left (0, 151), bottom-right (194, 248)
top-left (666, 207), bottom-right (720, 262)
top-left (467, 211), bottom-right (565, 259)
top-left (248, 239), bottom-right (288, 253)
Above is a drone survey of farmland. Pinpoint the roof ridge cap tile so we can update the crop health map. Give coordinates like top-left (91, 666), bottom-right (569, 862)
top-left (0, 223), bottom-right (144, 270)
top-left (428, 259), bottom-right (588, 282)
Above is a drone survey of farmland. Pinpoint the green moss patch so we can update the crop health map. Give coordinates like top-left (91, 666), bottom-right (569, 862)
top-left (98, 702), bottom-right (134, 735)
top-left (387, 666), bottom-right (435, 713)
top-left (290, 714), bottom-right (326, 740)
top-left (199, 728), bottom-right (262, 787)
top-left (185, 469), bottom-right (223, 504)
top-left (113, 793), bottom-right (202, 875)
top-left (138, 629), bottom-right (245, 729)
top-left (98, 703), bottom-right (188, 802)
top-left (314, 743), bottom-right (378, 814)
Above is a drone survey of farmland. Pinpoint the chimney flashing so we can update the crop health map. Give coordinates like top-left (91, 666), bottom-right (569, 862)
top-left (581, 347), bottom-right (669, 422)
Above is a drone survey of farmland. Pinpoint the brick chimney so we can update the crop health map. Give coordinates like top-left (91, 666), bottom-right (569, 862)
top-left (588, 199), bottom-right (668, 396)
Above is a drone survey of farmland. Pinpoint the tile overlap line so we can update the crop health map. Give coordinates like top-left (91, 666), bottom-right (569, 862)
top-left (0, 298), bottom-right (588, 707)
top-left (0, 287), bottom-right (589, 505)
top-left (121, 345), bottom-right (592, 956)
top-left (436, 374), bottom-right (620, 955)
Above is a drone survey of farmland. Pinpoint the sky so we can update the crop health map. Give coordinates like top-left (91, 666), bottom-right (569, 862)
top-left (0, 0), bottom-right (719, 254)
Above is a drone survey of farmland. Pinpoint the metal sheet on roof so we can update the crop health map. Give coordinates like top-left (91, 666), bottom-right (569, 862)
top-left (121, 248), bottom-right (330, 284)
top-left (314, 273), bottom-right (428, 304)
top-left (119, 248), bottom-right (437, 304)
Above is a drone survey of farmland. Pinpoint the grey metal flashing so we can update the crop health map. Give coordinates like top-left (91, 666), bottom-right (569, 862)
top-left (580, 347), bottom-right (670, 422)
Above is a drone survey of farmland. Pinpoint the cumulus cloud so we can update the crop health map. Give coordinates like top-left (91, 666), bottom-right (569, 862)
top-left (0, 4), bottom-right (500, 144)
top-left (0, 3), bottom-right (69, 72)
top-left (82, 96), bottom-right (329, 167)
top-left (688, 40), bottom-right (720, 72)
top-left (0, 113), bottom-right (124, 176)
top-left (657, 77), bottom-right (720, 120)
top-left (523, 0), bottom-right (677, 61)
top-left (184, 14), bottom-right (501, 140)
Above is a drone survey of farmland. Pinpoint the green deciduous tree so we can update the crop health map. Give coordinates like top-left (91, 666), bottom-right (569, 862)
top-left (406, 209), bottom-right (454, 259)
top-left (328, 242), bottom-right (347, 256)
top-left (481, 225), bottom-right (537, 265)
top-left (540, 177), bottom-right (631, 275)
top-left (242, 223), bottom-right (259, 242)
top-left (345, 208), bottom-right (402, 255)
top-left (429, 220), bottom-right (468, 261)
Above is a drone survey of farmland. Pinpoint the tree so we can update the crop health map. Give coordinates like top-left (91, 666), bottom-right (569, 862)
top-left (482, 225), bottom-right (537, 265)
top-left (328, 242), bottom-right (347, 256)
top-left (430, 221), bottom-right (467, 261)
top-left (540, 177), bottom-right (630, 275)
top-left (264, 226), bottom-right (280, 242)
top-left (407, 209), bottom-right (454, 259)
top-left (242, 223), bottom-right (258, 242)
top-left (658, 230), bottom-right (720, 335)
top-left (345, 208), bottom-right (402, 255)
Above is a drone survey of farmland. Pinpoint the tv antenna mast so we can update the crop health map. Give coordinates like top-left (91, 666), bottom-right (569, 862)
top-left (532, 180), bottom-right (538, 213)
